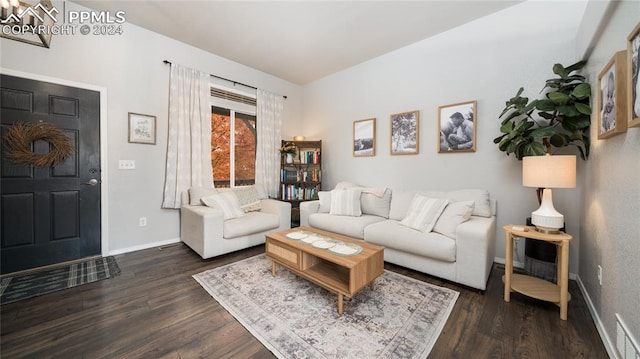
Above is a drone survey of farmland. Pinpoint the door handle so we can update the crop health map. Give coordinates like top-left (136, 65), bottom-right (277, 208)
top-left (85, 179), bottom-right (99, 185)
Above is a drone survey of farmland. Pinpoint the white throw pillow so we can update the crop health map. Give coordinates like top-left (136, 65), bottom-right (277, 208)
top-left (400, 195), bottom-right (449, 233)
top-left (201, 192), bottom-right (245, 220)
top-left (233, 186), bottom-right (262, 212)
top-left (448, 189), bottom-right (492, 218)
top-left (318, 191), bottom-right (332, 213)
top-left (188, 187), bottom-right (218, 206)
top-left (433, 200), bottom-right (475, 239)
top-left (360, 188), bottom-right (392, 218)
top-left (330, 189), bottom-right (362, 216)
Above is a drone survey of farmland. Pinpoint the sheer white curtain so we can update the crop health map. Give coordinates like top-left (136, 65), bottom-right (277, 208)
top-left (161, 64), bottom-right (213, 209)
top-left (255, 89), bottom-right (284, 198)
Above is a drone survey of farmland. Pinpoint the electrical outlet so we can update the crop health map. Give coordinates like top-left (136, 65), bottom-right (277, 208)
top-left (139, 217), bottom-right (147, 227)
top-left (597, 265), bottom-right (602, 286)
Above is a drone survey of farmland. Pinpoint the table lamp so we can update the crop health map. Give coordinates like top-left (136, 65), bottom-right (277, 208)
top-left (522, 154), bottom-right (576, 233)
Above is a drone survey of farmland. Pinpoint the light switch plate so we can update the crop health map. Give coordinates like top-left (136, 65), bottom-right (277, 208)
top-left (119, 160), bottom-right (136, 170)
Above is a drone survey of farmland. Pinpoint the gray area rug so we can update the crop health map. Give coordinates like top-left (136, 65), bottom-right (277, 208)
top-left (0, 256), bottom-right (120, 305)
top-left (193, 254), bottom-right (458, 359)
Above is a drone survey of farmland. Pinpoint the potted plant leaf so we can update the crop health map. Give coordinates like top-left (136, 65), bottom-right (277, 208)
top-left (494, 60), bottom-right (592, 159)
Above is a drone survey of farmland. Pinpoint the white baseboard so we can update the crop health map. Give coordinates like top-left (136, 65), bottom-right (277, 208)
top-left (108, 238), bottom-right (181, 256)
top-left (576, 276), bottom-right (617, 359)
top-left (494, 256), bottom-right (577, 280)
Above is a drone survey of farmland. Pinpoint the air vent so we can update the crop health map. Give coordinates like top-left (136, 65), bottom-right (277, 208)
top-left (210, 88), bottom-right (256, 106)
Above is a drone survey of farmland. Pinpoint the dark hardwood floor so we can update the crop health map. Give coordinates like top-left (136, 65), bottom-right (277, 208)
top-left (1, 243), bottom-right (608, 358)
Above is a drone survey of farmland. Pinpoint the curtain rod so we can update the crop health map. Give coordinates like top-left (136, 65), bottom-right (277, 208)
top-left (163, 60), bottom-right (287, 99)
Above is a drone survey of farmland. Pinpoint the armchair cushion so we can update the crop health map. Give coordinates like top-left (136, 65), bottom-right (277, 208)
top-left (188, 187), bottom-right (218, 205)
top-left (234, 186), bottom-right (262, 212)
top-left (201, 192), bottom-right (245, 220)
top-left (223, 211), bottom-right (279, 238)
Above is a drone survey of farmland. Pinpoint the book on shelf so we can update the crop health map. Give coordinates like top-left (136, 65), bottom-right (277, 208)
top-left (281, 168), bottom-right (321, 183)
top-left (298, 150), bottom-right (320, 164)
top-left (280, 183), bottom-right (320, 201)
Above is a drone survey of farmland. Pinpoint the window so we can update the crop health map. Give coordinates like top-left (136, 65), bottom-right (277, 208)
top-left (211, 106), bottom-right (256, 188)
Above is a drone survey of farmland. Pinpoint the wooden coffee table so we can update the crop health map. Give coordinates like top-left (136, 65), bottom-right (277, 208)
top-left (265, 226), bottom-right (384, 315)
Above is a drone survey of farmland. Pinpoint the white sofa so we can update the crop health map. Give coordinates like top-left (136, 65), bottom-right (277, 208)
top-left (300, 186), bottom-right (496, 290)
top-left (180, 186), bottom-right (291, 259)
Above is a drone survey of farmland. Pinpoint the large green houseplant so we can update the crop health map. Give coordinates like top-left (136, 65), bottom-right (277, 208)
top-left (494, 60), bottom-right (592, 160)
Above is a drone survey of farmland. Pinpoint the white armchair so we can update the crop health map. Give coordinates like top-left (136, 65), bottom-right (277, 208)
top-left (180, 189), bottom-right (291, 259)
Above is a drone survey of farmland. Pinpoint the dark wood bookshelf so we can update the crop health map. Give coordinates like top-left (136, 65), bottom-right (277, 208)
top-left (279, 140), bottom-right (321, 226)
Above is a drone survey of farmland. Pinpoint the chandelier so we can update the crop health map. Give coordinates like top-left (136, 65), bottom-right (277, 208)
top-left (0, 0), bottom-right (57, 48)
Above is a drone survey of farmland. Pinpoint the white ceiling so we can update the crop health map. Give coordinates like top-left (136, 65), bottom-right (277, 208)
top-left (74, 1), bottom-right (521, 85)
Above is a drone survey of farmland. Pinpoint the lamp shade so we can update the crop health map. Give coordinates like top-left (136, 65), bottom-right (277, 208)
top-left (523, 155), bottom-right (576, 189)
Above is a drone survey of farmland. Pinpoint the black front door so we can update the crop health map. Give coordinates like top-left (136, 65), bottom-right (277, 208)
top-left (1, 74), bottom-right (101, 273)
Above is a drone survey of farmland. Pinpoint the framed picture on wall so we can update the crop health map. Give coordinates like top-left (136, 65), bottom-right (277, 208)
top-left (128, 112), bottom-right (156, 144)
top-left (353, 118), bottom-right (376, 157)
top-left (597, 51), bottom-right (627, 139)
top-left (627, 22), bottom-right (640, 128)
top-left (438, 100), bottom-right (477, 153)
top-left (390, 110), bottom-right (419, 155)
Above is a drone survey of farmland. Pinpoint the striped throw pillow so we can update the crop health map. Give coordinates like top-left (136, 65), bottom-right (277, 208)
top-left (329, 189), bottom-right (362, 216)
top-left (400, 195), bottom-right (449, 233)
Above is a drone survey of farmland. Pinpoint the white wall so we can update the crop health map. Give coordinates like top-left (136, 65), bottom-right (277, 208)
top-left (0, 1), bottom-right (304, 254)
top-left (579, 0), bottom-right (640, 355)
top-left (302, 1), bottom-right (587, 273)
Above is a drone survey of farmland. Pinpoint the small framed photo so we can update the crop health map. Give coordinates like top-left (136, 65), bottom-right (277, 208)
top-left (390, 110), bottom-right (419, 155)
top-left (627, 22), bottom-right (640, 127)
top-left (353, 118), bottom-right (376, 157)
top-left (597, 51), bottom-right (627, 139)
top-left (128, 112), bottom-right (156, 144)
top-left (438, 100), bottom-right (477, 153)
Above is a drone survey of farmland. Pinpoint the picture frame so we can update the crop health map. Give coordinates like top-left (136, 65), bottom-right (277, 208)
top-left (353, 118), bottom-right (376, 157)
top-left (597, 51), bottom-right (627, 140)
top-left (390, 110), bottom-right (419, 155)
top-left (438, 100), bottom-right (477, 153)
top-left (627, 22), bottom-right (640, 128)
top-left (128, 112), bottom-right (156, 144)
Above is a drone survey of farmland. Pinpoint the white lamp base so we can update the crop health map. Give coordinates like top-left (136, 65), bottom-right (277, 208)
top-left (531, 188), bottom-right (564, 233)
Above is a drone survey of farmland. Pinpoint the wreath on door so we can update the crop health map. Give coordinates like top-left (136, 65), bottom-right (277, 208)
top-left (2, 122), bottom-right (74, 167)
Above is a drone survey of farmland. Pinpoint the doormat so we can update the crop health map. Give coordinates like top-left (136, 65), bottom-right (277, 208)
top-left (0, 256), bottom-right (120, 305)
top-left (194, 254), bottom-right (458, 359)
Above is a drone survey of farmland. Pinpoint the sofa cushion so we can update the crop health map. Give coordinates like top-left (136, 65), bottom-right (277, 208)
top-left (400, 195), bottom-right (448, 233)
top-left (389, 190), bottom-right (417, 220)
top-left (365, 220), bottom-right (456, 262)
top-left (446, 189), bottom-right (492, 218)
top-left (318, 191), bottom-right (331, 213)
top-left (433, 200), bottom-right (475, 239)
top-left (330, 188), bottom-right (362, 216)
top-left (361, 188), bottom-right (392, 218)
top-left (308, 213), bottom-right (384, 240)
top-left (189, 187), bottom-right (218, 206)
top-left (201, 192), bottom-right (245, 220)
top-left (390, 189), bottom-right (492, 219)
top-left (223, 211), bottom-right (279, 238)
top-left (233, 186), bottom-right (262, 212)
